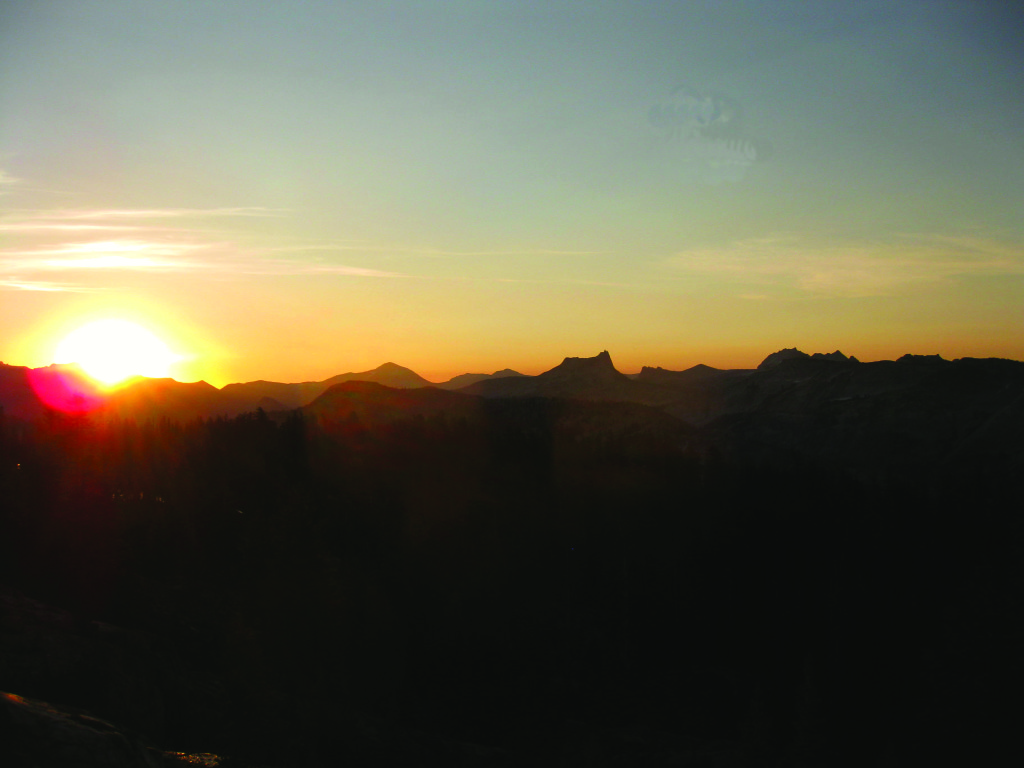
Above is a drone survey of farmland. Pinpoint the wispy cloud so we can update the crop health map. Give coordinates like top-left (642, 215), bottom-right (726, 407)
top-left (0, 206), bottom-right (285, 238)
top-left (0, 237), bottom-right (406, 280)
top-left (0, 169), bottom-right (20, 194)
top-left (2, 208), bottom-right (598, 285)
top-left (230, 261), bottom-right (404, 278)
top-left (0, 202), bottom-right (417, 293)
top-left (0, 240), bottom-right (209, 272)
top-left (405, 248), bottom-right (605, 257)
top-left (263, 244), bottom-right (605, 257)
top-left (0, 223), bottom-right (151, 233)
top-left (667, 233), bottom-right (1024, 297)
top-left (0, 279), bottom-right (91, 292)
top-left (5, 207), bottom-right (285, 220)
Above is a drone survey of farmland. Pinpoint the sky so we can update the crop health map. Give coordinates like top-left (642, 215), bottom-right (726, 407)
top-left (1, 0), bottom-right (1022, 386)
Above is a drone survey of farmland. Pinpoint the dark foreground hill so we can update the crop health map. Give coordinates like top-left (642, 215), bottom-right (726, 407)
top-left (220, 362), bottom-right (434, 411)
top-left (664, 352), bottom-right (1024, 482)
top-left (1, 348), bottom-right (1022, 765)
top-left (435, 368), bottom-right (526, 390)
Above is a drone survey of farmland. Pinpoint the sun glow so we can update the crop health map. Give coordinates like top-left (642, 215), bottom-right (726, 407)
top-left (54, 319), bottom-right (181, 385)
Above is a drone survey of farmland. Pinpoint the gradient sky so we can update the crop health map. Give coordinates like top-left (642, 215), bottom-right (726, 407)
top-left (2, 0), bottom-right (1022, 386)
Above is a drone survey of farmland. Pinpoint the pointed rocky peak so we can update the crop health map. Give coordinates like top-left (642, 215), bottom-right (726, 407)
top-left (369, 362), bottom-right (426, 379)
top-left (757, 348), bottom-right (810, 370)
top-left (322, 362), bottom-right (432, 389)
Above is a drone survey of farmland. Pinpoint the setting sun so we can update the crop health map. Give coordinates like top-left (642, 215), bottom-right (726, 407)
top-left (54, 319), bottom-right (180, 385)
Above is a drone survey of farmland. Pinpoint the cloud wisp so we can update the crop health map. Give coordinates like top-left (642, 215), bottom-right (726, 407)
top-left (226, 260), bottom-right (404, 278)
top-left (0, 240), bottom-right (210, 273)
top-left (0, 169), bottom-right (20, 191)
top-left (4, 207), bottom-right (286, 221)
top-left (668, 233), bottom-right (1024, 298)
top-left (2, 207), bottom-right (602, 289)
top-left (0, 236), bottom-right (407, 289)
top-left (0, 223), bottom-right (153, 233)
top-left (0, 279), bottom-right (92, 293)
top-left (263, 244), bottom-right (606, 258)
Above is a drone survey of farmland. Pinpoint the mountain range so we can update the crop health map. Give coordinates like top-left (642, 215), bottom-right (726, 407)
top-left (2, 348), bottom-right (1022, 480)
top-left (0, 360), bottom-right (526, 421)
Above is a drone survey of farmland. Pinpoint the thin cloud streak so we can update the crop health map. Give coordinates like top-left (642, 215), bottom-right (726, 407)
top-left (0, 279), bottom-right (91, 292)
top-left (668, 233), bottom-right (1024, 298)
top-left (264, 244), bottom-right (606, 257)
top-left (5, 207), bottom-right (287, 220)
top-left (0, 240), bottom-right (210, 272)
top-left (0, 223), bottom-right (151, 233)
top-left (231, 261), bottom-right (405, 278)
top-left (39, 256), bottom-right (198, 271)
top-left (408, 248), bottom-right (607, 257)
top-left (0, 239), bottom-right (405, 279)
top-left (477, 276), bottom-right (640, 289)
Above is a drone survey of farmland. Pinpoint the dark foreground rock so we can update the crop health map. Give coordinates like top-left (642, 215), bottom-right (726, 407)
top-left (0, 586), bottom-right (226, 747)
top-left (0, 690), bottom-right (163, 767)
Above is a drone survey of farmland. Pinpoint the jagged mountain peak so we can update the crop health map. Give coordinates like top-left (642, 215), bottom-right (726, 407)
top-left (322, 362), bottom-right (432, 389)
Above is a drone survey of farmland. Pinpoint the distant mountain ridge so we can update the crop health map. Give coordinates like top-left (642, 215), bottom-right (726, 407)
top-left (219, 362), bottom-right (432, 410)
top-left (221, 364), bottom-right (525, 409)
top-left (435, 369), bottom-right (525, 390)
top-left (461, 350), bottom-right (674, 404)
top-left (635, 363), bottom-right (729, 386)
top-left (2, 346), bottom-right (1024, 473)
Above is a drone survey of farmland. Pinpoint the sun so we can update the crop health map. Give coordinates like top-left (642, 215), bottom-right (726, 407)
top-left (54, 319), bottom-right (181, 385)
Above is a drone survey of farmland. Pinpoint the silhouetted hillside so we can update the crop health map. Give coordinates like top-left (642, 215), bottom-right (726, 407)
top-left (676, 352), bottom-right (1024, 483)
top-left (218, 378), bottom-right (328, 410)
top-left (304, 380), bottom-right (481, 424)
top-left (437, 368), bottom-right (525, 390)
top-left (1, 347), bottom-right (1022, 766)
top-left (635, 363), bottom-right (737, 386)
top-left (321, 361), bottom-right (432, 390)
top-left (223, 362), bottom-right (434, 411)
top-left (101, 377), bottom-right (254, 421)
top-left (0, 363), bottom-right (104, 419)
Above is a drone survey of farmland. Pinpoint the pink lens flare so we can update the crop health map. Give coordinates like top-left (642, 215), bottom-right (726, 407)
top-left (27, 366), bottom-right (105, 414)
